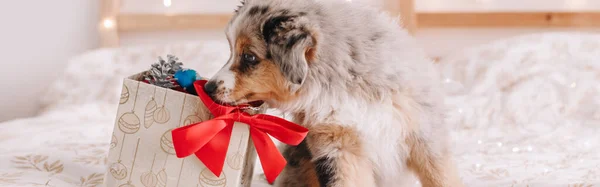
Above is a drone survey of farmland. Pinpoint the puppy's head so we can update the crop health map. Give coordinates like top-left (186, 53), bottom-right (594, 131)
top-left (205, 0), bottom-right (317, 107)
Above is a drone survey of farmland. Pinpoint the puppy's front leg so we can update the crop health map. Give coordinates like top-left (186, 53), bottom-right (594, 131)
top-left (277, 142), bottom-right (320, 187)
top-left (306, 124), bottom-right (376, 187)
top-left (407, 133), bottom-right (464, 187)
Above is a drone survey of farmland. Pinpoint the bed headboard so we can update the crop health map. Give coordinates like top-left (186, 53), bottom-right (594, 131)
top-left (100, 0), bottom-right (599, 48)
top-left (99, 0), bottom-right (417, 47)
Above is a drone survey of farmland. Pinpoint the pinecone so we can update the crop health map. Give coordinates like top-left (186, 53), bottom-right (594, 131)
top-left (144, 55), bottom-right (184, 89)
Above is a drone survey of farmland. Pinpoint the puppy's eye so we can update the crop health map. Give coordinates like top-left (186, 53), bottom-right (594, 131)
top-left (242, 53), bottom-right (258, 65)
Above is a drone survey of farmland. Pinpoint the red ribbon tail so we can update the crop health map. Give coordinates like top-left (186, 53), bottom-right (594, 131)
top-left (250, 127), bottom-right (286, 184)
top-left (196, 120), bottom-right (235, 177)
top-left (171, 120), bottom-right (228, 158)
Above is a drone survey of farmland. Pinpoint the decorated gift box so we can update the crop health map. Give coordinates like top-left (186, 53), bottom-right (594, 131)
top-left (102, 56), bottom-right (308, 187)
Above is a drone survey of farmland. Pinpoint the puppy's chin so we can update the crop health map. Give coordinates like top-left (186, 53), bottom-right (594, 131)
top-left (207, 95), bottom-right (237, 107)
top-left (247, 100), bottom-right (265, 107)
top-left (212, 97), bottom-right (265, 108)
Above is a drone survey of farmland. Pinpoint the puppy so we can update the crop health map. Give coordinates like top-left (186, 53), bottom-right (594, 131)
top-left (204, 0), bottom-right (463, 186)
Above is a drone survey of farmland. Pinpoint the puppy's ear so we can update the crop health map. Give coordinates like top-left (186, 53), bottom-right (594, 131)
top-left (262, 14), bottom-right (316, 92)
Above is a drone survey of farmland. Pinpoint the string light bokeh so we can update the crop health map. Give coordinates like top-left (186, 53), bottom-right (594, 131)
top-left (103, 19), bottom-right (115, 29)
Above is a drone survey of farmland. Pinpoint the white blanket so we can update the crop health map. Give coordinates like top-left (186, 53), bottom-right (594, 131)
top-left (0, 32), bottom-right (598, 187)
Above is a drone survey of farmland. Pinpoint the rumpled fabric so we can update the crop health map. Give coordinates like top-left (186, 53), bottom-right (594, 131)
top-left (0, 32), bottom-right (598, 186)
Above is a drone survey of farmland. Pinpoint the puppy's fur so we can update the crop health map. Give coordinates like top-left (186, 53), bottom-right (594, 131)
top-left (206, 0), bottom-right (463, 186)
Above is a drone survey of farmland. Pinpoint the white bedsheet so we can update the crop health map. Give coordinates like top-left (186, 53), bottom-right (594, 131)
top-left (0, 32), bottom-right (598, 187)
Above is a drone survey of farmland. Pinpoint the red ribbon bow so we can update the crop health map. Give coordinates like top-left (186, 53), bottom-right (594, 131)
top-left (171, 80), bottom-right (308, 184)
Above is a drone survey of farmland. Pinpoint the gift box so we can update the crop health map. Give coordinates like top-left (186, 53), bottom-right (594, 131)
top-left (103, 72), bottom-right (308, 187)
top-left (103, 73), bottom-right (256, 187)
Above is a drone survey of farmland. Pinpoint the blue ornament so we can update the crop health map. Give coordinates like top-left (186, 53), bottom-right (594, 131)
top-left (174, 69), bottom-right (197, 88)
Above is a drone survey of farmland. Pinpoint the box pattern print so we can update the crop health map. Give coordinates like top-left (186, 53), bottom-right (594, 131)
top-left (104, 76), bottom-right (255, 187)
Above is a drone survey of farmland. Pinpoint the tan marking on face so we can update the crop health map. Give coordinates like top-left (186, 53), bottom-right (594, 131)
top-left (224, 25), bottom-right (318, 104)
top-left (231, 35), bottom-right (251, 67)
top-left (223, 34), bottom-right (296, 104)
top-left (230, 34), bottom-right (268, 71)
top-left (231, 58), bottom-right (295, 103)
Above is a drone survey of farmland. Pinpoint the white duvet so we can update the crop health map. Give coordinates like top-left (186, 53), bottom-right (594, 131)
top-left (0, 32), bottom-right (598, 187)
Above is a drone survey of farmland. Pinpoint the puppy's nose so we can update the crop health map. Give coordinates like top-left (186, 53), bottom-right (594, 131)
top-left (204, 80), bottom-right (218, 95)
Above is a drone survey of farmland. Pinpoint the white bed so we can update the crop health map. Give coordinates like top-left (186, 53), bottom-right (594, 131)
top-left (0, 32), bottom-right (599, 187)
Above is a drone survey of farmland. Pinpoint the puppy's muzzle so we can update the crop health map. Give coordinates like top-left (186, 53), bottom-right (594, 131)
top-left (203, 80), bottom-right (218, 96)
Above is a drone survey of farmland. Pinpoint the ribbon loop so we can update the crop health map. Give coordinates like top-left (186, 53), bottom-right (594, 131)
top-left (171, 80), bottom-right (308, 184)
